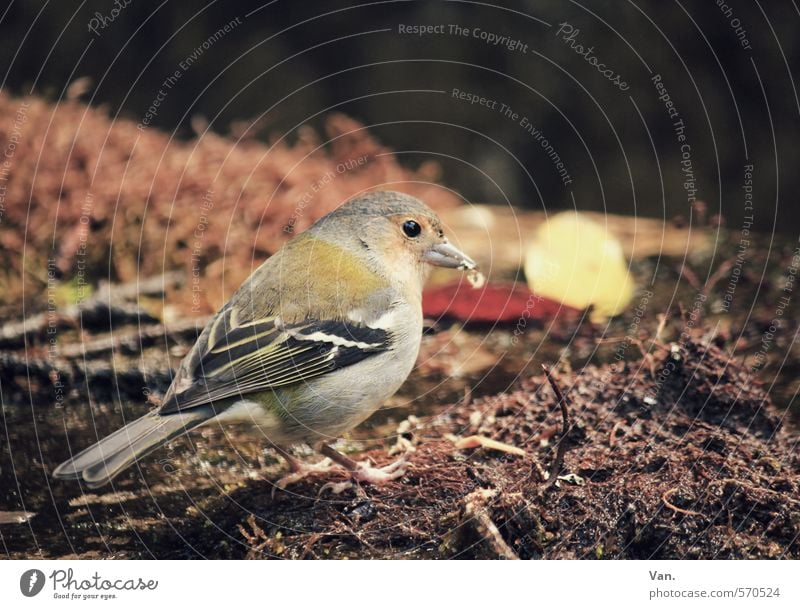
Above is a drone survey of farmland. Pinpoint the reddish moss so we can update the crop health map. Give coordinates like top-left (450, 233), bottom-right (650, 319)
top-left (0, 93), bottom-right (459, 315)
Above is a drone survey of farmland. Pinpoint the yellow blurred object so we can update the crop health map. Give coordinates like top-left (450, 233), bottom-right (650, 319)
top-left (524, 211), bottom-right (635, 321)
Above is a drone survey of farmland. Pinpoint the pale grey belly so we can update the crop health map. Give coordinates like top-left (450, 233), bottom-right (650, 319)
top-left (280, 336), bottom-right (419, 444)
top-left (212, 317), bottom-right (422, 446)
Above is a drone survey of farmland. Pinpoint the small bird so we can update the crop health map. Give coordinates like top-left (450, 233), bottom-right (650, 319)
top-left (53, 191), bottom-right (479, 490)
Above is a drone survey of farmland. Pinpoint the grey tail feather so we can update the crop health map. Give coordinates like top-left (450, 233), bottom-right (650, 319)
top-left (52, 408), bottom-right (213, 489)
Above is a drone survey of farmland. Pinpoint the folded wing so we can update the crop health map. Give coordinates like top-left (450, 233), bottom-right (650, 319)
top-left (159, 309), bottom-right (392, 414)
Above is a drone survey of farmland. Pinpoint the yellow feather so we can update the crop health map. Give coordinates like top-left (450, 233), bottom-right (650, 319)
top-left (275, 234), bottom-right (389, 321)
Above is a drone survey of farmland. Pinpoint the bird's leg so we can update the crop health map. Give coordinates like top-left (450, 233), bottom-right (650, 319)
top-left (318, 443), bottom-right (408, 493)
top-left (271, 446), bottom-right (339, 495)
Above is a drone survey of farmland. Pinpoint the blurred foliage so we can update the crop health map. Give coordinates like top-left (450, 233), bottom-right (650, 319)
top-left (0, 91), bottom-right (457, 313)
top-left (1, 1), bottom-right (795, 235)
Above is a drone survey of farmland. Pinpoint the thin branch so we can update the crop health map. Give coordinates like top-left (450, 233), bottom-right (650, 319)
top-left (678, 263), bottom-right (703, 292)
top-left (541, 364), bottom-right (572, 489)
top-left (662, 487), bottom-right (702, 516)
top-left (462, 489), bottom-right (519, 560)
top-left (703, 259), bottom-right (735, 298)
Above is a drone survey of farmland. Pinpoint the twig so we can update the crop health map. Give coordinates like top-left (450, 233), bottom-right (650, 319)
top-left (459, 385), bottom-right (473, 409)
top-left (462, 489), bottom-right (519, 560)
top-left (654, 311), bottom-right (668, 342)
top-left (703, 259), bottom-right (735, 298)
top-left (454, 435), bottom-right (526, 456)
top-left (58, 317), bottom-right (210, 359)
top-left (0, 271), bottom-right (186, 349)
top-left (298, 532), bottom-right (324, 560)
top-left (678, 263), bottom-right (703, 292)
top-left (709, 478), bottom-right (800, 506)
top-left (541, 364), bottom-right (572, 489)
top-left (238, 514), bottom-right (272, 556)
top-left (662, 487), bottom-right (702, 516)
top-left (631, 338), bottom-right (658, 378)
top-left (94, 270), bottom-right (185, 301)
top-left (0, 510), bottom-right (36, 524)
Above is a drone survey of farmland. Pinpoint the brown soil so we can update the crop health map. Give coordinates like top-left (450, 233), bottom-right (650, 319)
top-left (34, 334), bottom-right (787, 561)
top-left (219, 338), bottom-right (799, 559)
top-left (2, 317), bottom-right (798, 559)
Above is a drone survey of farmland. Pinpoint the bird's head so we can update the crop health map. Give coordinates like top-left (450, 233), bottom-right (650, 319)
top-left (312, 191), bottom-right (479, 293)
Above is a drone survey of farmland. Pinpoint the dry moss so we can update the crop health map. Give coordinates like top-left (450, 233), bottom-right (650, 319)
top-left (0, 92), bottom-right (458, 315)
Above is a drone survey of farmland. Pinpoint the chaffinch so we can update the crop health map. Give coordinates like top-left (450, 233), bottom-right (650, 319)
top-left (53, 191), bottom-right (480, 490)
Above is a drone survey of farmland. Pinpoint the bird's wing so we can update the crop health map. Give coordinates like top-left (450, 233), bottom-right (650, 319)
top-left (158, 306), bottom-right (392, 414)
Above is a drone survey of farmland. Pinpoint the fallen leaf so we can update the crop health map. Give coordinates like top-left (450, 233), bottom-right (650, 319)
top-left (423, 281), bottom-right (578, 323)
top-left (525, 211), bottom-right (635, 321)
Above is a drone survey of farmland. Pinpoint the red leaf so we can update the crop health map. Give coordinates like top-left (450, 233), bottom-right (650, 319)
top-left (422, 281), bottom-right (580, 324)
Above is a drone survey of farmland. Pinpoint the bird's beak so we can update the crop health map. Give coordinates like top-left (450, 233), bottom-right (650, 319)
top-left (423, 240), bottom-right (478, 271)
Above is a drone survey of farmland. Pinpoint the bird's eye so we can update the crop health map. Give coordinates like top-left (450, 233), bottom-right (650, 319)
top-left (403, 220), bottom-right (422, 238)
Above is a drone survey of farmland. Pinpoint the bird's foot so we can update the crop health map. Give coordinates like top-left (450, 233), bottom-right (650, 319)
top-left (355, 456), bottom-right (408, 481)
top-left (272, 457), bottom-right (338, 497)
top-left (319, 456), bottom-right (408, 495)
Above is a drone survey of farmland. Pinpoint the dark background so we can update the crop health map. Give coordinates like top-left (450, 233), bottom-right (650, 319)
top-left (2, 0), bottom-right (797, 233)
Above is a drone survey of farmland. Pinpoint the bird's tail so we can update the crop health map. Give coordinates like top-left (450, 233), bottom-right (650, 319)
top-left (52, 408), bottom-right (213, 488)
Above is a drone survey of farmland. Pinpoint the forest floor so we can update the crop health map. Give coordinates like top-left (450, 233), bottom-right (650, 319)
top-left (2, 288), bottom-right (798, 559)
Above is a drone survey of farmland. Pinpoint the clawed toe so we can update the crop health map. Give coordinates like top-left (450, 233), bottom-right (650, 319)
top-left (379, 457), bottom-right (407, 474)
top-left (352, 457), bottom-right (408, 484)
top-left (271, 457), bottom-right (339, 497)
top-left (318, 480), bottom-right (355, 495)
top-left (272, 471), bottom-right (309, 496)
top-left (275, 444), bottom-right (410, 497)
top-left (318, 460), bottom-right (408, 495)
